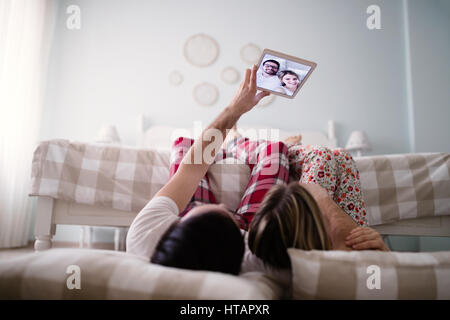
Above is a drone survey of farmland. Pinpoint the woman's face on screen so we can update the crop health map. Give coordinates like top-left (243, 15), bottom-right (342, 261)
top-left (282, 74), bottom-right (299, 89)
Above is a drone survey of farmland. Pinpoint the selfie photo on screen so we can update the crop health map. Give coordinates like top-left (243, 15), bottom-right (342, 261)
top-left (256, 50), bottom-right (316, 99)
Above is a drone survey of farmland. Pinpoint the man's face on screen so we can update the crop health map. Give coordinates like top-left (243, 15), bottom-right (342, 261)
top-left (262, 61), bottom-right (278, 75)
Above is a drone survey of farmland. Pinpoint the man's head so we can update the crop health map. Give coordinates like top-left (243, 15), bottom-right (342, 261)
top-left (262, 60), bottom-right (280, 76)
top-left (248, 182), bottom-right (331, 269)
top-left (151, 204), bottom-right (245, 275)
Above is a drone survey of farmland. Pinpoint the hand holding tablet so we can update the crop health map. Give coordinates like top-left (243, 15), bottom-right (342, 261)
top-left (256, 49), bottom-right (317, 99)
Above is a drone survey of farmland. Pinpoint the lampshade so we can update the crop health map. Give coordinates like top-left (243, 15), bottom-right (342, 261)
top-left (95, 125), bottom-right (121, 144)
top-left (345, 130), bottom-right (371, 152)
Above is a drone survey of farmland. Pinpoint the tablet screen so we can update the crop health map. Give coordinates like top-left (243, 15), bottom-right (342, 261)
top-left (256, 51), bottom-right (315, 98)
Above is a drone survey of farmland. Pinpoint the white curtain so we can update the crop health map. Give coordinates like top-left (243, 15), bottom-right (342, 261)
top-left (0, 0), bottom-right (55, 248)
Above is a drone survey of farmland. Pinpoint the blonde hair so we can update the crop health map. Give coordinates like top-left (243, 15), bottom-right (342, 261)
top-left (277, 70), bottom-right (299, 87)
top-left (248, 182), bottom-right (331, 268)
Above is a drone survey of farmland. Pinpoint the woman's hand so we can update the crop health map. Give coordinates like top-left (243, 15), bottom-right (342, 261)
top-left (228, 65), bottom-right (270, 116)
top-left (345, 227), bottom-right (390, 251)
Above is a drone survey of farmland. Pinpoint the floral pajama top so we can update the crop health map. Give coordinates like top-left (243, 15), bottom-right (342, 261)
top-left (288, 144), bottom-right (368, 226)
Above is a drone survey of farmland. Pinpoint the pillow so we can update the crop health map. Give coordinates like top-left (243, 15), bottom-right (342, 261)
top-left (0, 248), bottom-right (283, 300)
top-left (288, 249), bottom-right (450, 300)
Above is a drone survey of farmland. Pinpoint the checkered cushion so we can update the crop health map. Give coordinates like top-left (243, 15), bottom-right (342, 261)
top-left (288, 248), bottom-right (450, 300)
top-left (30, 140), bottom-right (170, 212)
top-left (30, 140), bottom-right (250, 215)
top-left (355, 153), bottom-right (450, 226)
top-left (30, 140), bottom-right (450, 225)
top-left (0, 248), bottom-right (283, 299)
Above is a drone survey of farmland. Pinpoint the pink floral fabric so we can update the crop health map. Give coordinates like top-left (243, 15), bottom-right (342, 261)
top-left (288, 144), bottom-right (367, 226)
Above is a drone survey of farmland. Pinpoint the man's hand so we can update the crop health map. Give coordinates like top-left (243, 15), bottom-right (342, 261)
top-left (345, 227), bottom-right (390, 251)
top-left (154, 65), bottom-right (268, 212)
top-left (228, 65), bottom-right (270, 116)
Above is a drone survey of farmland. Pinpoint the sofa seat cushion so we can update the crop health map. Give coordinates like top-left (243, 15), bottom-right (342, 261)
top-left (288, 248), bottom-right (450, 300)
top-left (0, 248), bottom-right (283, 300)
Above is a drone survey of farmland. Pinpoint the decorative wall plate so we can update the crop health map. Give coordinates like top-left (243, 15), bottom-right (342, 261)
top-left (257, 94), bottom-right (275, 107)
top-left (240, 43), bottom-right (262, 65)
top-left (193, 82), bottom-right (218, 106)
top-left (221, 66), bottom-right (240, 84)
top-left (184, 34), bottom-right (219, 67)
top-left (168, 70), bottom-right (183, 86)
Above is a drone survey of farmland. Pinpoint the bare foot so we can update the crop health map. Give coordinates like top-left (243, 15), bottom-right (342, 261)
top-left (284, 134), bottom-right (302, 145)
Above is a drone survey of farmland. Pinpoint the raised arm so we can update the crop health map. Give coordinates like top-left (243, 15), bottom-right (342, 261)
top-left (155, 65), bottom-right (269, 212)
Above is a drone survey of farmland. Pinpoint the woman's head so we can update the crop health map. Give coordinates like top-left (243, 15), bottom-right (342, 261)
top-left (278, 70), bottom-right (299, 90)
top-left (248, 182), bottom-right (331, 269)
top-left (151, 205), bottom-right (245, 275)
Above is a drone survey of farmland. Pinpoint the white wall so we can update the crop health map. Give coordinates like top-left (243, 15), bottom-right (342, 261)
top-left (404, 0), bottom-right (450, 251)
top-left (407, 0), bottom-right (450, 153)
top-left (41, 0), bottom-right (410, 154)
top-left (35, 0), bottom-right (449, 246)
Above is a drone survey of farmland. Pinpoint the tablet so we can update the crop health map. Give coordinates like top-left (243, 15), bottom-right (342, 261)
top-left (256, 49), bottom-right (317, 99)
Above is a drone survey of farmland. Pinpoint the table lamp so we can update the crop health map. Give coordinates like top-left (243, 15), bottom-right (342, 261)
top-left (345, 130), bottom-right (371, 157)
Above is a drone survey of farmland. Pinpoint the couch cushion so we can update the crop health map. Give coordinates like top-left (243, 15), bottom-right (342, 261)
top-left (288, 248), bottom-right (450, 300)
top-left (30, 140), bottom-right (250, 213)
top-left (356, 153), bottom-right (450, 225)
top-left (0, 248), bottom-right (283, 300)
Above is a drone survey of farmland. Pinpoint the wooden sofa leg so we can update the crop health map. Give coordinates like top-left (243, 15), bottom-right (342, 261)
top-left (34, 197), bottom-right (56, 251)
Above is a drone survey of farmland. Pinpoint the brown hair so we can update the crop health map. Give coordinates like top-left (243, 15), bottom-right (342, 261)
top-left (248, 182), bottom-right (331, 269)
top-left (278, 70), bottom-right (299, 87)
